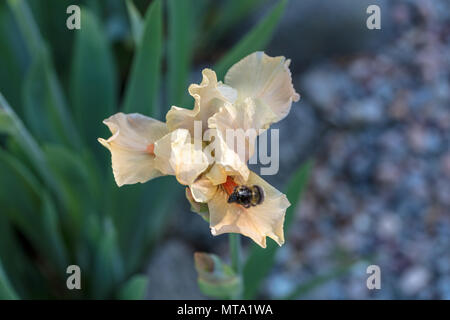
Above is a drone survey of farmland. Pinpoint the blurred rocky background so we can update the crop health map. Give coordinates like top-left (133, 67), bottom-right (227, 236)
top-left (147, 0), bottom-right (449, 299)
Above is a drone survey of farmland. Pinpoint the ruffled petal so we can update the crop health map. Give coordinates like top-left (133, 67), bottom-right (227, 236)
top-left (208, 97), bottom-right (277, 166)
top-left (166, 68), bottom-right (237, 136)
top-left (153, 129), bottom-right (209, 185)
top-left (98, 112), bottom-right (168, 186)
top-left (186, 187), bottom-right (210, 221)
top-left (208, 172), bottom-right (290, 248)
top-left (210, 91), bottom-right (278, 133)
top-left (190, 175), bottom-right (217, 203)
top-left (224, 51), bottom-right (299, 124)
top-left (205, 128), bottom-right (250, 182)
top-left (205, 163), bottom-right (228, 185)
top-left (207, 97), bottom-right (274, 181)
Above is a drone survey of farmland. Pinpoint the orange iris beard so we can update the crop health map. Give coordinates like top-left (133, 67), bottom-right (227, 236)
top-left (146, 143), bottom-right (155, 155)
top-left (222, 176), bottom-right (238, 196)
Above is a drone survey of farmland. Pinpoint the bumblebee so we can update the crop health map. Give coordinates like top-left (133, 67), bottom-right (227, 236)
top-left (227, 185), bottom-right (264, 208)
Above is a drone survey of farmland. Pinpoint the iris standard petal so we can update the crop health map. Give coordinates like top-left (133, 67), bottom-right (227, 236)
top-left (190, 175), bottom-right (217, 203)
top-left (153, 128), bottom-right (210, 185)
top-left (166, 68), bottom-right (237, 136)
top-left (224, 51), bottom-right (299, 124)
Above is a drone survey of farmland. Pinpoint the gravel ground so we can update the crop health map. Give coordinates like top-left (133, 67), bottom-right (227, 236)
top-left (265, 0), bottom-right (450, 299)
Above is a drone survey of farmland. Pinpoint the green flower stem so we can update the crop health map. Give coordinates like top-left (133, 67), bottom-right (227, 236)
top-left (229, 233), bottom-right (243, 299)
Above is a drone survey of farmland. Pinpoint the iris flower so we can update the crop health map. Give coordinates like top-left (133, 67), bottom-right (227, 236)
top-left (99, 52), bottom-right (299, 248)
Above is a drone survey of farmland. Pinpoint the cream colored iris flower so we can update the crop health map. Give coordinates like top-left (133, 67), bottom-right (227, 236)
top-left (99, 51), bottom-right (299, 248)
top-left (185, 52), bottom-right (298, 247)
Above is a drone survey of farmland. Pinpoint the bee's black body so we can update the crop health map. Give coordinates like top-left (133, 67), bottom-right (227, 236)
top-left (227, 185), bottom-right (264, 208)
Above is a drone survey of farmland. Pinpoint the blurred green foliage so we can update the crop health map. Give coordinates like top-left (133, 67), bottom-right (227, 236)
top-left (0, 0), bottom-right (307, 299)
